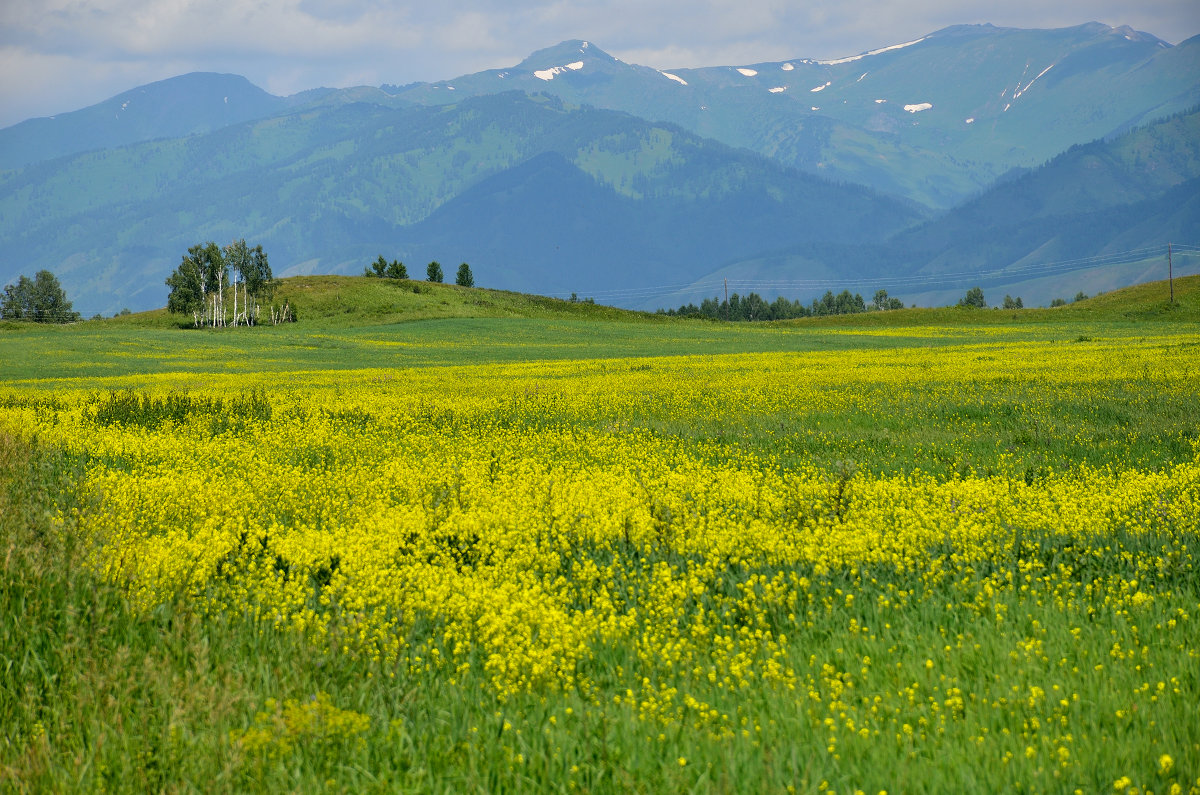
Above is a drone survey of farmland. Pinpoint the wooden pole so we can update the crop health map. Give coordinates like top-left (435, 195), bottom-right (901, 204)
top-left (1168, 242), bottom-right (1174, 304)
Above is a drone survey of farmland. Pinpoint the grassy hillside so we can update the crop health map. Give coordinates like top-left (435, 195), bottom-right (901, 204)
top-left (790, 273), bottom-right (1200, 326)
top-left (4, 274), bottom-right (1198, 386)
top-left (79, 271), bottom-right (1200, 329)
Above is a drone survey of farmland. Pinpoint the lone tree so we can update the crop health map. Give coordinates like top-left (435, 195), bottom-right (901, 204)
top-left (1002, 294), bottom-right (1024, 309)
top-left (455, 262), bottom-right (474, 287)
top-left (386, 260), bottom-right (407, 279)
top-left (958, 287), bottom-right (986, 309)
top-left (426, 261), bottom-right (444, 283)
top-left (1, 270), bottom-right (79, 322)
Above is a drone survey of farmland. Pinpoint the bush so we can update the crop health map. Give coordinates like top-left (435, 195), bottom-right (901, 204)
top-left (957, 287), bottom-right (986, 309)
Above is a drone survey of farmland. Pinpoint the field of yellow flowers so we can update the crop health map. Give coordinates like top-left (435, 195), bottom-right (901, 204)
top-left (2, 316), bottom-right (1199, 793)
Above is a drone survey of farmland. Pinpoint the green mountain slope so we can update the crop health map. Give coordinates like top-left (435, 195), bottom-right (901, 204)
top-left (662, 109), bottom-right (1200, 309)
top-left (391, 26), bottom-right (1200, 208)
top-left (0, 92), bottom-right (921, 316)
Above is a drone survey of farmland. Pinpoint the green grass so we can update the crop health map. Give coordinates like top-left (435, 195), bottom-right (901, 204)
top-left (3, 274), bottom-right (1199, 384)
top-left (2, 274), bottom-right (1200, 792)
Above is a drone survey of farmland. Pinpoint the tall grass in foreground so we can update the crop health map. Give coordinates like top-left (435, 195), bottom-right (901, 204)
top-left (3, 329), bottom-right (1200, 793)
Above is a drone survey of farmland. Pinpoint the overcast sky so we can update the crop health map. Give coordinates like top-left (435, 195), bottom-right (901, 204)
top-left (2, 0), bottom-right (1198, 128)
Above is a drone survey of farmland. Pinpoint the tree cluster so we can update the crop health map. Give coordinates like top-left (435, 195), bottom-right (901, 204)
top-left (958, 287), bottom-right (987, 309)
top-left (165, 240), bottom-right (283, 327)
top-left (872, 289), bottom-right (906, 311)
top-left (957, 287), bottom-right (1026, 309)
top-left (1, 270), bottom-right (79, 323)
top-left (364, 256), bottom-right (474, 288)
top-left (364, 256), bottom-right (408, 279)
top-left (659, 289), bottom-right (870, 322)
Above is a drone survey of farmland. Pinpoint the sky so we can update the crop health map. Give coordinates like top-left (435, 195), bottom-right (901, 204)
top-left (2, 0), bottom-right (1198, 129)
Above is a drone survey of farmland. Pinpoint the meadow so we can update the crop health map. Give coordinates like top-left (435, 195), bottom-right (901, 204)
top-left (2, 276), bottom-right (1199, 793)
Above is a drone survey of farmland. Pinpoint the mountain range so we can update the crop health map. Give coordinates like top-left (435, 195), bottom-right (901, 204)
top-left (1, 22), bottom-right (1198, 316)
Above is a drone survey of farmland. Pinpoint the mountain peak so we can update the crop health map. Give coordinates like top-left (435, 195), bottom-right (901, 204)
top-left (517, 40), bottom-right (619, 71)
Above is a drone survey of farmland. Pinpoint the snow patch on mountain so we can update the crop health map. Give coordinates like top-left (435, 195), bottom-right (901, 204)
top-left (661, 71), bottom-right (688, 85)
top-left (534, 62), bottom-right (585, 81)
top-left (811, 82), bottom-right (831, 92)
top-left (769, 86), bottom-right (787, 93)
top-left (781, 63), bottom-right (795, 71)
top-left (817, 37), bottom-right (927, 66)
top-left (904, 103), bottom-right (932, 113)
top-left (1012, 63), bottom-right (1056, 101)
top-left (737, 68), bottom-right (758, 76)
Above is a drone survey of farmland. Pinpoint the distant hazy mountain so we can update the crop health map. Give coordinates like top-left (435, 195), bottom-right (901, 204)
top-left (0, 73), bottom-right (332, 171)
top-left (664, 107), bottom-right (1200, 309)
top-left (389, 25), bottom-right (1200, 208)
top-left (1, 24), bottom-right (1197, 315)
top-left (0, 92), bottom-right (920, 315)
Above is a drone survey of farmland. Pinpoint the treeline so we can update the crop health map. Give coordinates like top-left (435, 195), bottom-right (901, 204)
top-left (1, 270), bottom-right (79, 323)
top-left (165, 240), bottom-right (292, 327)
top-left (364, 256), bottom-right (474, 287)
top-left (659, 289), bottom-right (906, 321)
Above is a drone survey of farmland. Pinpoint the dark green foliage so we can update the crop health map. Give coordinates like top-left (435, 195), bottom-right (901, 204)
top-left (872, 289), bottom-right (906, 311)
top-left (195, 242), bottom-right (227, 296)
top-left (812, 290), bottom-right (868, 316)
top-left (165, 253), bottom-right (204, 316)
top-left (455, 263), bottom-right (474, 288)
top-left (366, 256), bottom-right (408, 280)
top-left (1074, 291), bottom-right (1090, 302)
top-left (1050, 297), bottom-right (1068, 307)
top-left (426, 261), bottom-right (443, 283)
top-left (1002, 294), bottom-right (1024, 309)
top-left (86, 390), bottom-right (271, 433)
top-left (958, 287), bottom-right (987, 308)
top-left (660, 289), bottom-right (867, 321)
top-left (166, 241), bottom-right (272, 325)
top-left (241, 244), bottom-right (273, 301)
top-left (0, 270), bottom-right (79, 323)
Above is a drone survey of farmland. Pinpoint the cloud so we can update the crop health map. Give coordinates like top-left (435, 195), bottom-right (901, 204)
top-left (2, 0), bottom-right (1198, 128)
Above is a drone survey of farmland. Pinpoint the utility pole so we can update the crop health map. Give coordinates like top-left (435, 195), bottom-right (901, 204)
top-left (724, 278), bottom-right (729, 322)
top-left (1168, 242), bottom-right (1174, 304)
